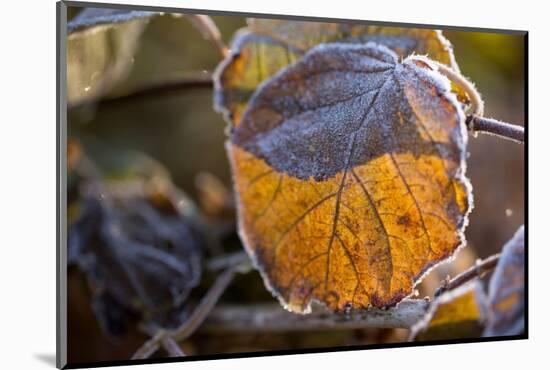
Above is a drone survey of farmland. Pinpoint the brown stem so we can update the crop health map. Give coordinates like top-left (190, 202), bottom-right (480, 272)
top-left (435, 61), bottom-right (524, 145)
top-left (466, 115), bottom-right (524, 144)
top-left (170, 267), bottom-right (236, 342)
top-left (434, 253), bottom-right (501, 297)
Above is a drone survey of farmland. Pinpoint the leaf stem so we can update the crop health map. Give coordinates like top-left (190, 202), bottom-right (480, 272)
top-left (466, 115), bottom-right (525, 144)
top-left (433, 62), bottom-right (525, 144)
top-left (434, 253), bottom-right (500, 297)
top-left (433, 61), bottom-right (484, 116)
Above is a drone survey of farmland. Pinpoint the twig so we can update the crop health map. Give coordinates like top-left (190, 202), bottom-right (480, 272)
top-left (185, 15), bottom-right (228, 58)
top-left (131, 263), bottom-right (239, 359)
top-left (434, 253), bottom-right (501, 297)
top-left (434, 61), bottom-right (525, 144)
top-left (69, 74), bottom-right (213, 110)
top-left (171, 267), bottom-right (237, 341)
top-left (161, 337), bottom-right (186, 357)
top-left (200, 299), bottom-right (429, 333)
top-left (466, 115), bottom-right (525, 144)
top-left (207, 251), bottom-right (250, 271)
top-left (131, 330), bottom-right (166, 359)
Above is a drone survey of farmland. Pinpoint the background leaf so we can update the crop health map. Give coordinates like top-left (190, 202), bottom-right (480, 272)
top-left (227, 43), bottom-right (471, 312)
top-left (67, 9), bottom-right (148, 106)
top-left (67, 8), bottom-right (224, 107)
top-left (68, 147), bottom-right (203, 334)
top-left (410, 281), bottom-right (487, 341)
top-left (484, 226), bottom-right (525, 336)
top-left (214, 19), bottom-right (458, 125)
top-left (67, 8), bottom-right (160, 33)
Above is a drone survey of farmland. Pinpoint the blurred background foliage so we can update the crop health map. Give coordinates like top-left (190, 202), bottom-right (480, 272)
top-left (66, 6), bottom-right (525, 365)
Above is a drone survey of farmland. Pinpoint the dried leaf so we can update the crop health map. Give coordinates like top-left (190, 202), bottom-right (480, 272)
top-left (69, 176), bottom-right (203, 334)
top-left (214, 19), bottom-right (458, 125)
top-left (226, 43), bottom-right (471, 312)
top-left (67, 8), bottom-right (152, 106)
top-left (410, 281), bottom-right (487, 341)
top-left (67, 8), bottom-right (223, 106)
top-left (484, 226), bottom-right (525, 337)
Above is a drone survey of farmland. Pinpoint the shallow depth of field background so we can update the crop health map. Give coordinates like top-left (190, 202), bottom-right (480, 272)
top-left (67, 7), bottom-right (525, 364)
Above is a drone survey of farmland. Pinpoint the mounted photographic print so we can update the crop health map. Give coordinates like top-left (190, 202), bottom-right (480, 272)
top-left (56, 1), bottom-right (527, 368)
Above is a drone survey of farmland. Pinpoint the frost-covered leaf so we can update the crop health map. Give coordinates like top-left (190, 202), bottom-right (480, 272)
top-left (484, 226), bottom-right (525, 337)
top-left (248, 19), bottom-right (457, 64)
top-left (227, 43), bottom-right (471, 312)
top-left (67, 8), bottom-right (159, 33)
top-left (214, 19), bottom-right (458, 125)
top-left (410, 281), bottom-right (487, 341)
top-left (68, 153), bottom-right (203, 333)
top-left (67, 8), bottom-right (151, 106)
top-left (67, 8), bottom-right (223, 106)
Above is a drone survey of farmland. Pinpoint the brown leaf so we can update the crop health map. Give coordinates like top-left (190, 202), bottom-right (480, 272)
top-left (226, 43), bottom-right (471, 312)
top-left (69, 177), bottom-right (203, 334)
top-left (214, 19), bottom-right (458, 126)
top-left (484, 226), bottom-right (525, 336)
top-left (410, 281), bottom-right (487, 341)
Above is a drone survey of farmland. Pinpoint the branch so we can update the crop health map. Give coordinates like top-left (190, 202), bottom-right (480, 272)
top-left (200, 299), bottom-right (429, 333)
top-left (131, 263), bottom-right (239, 359)
top-left (434, 61), bottom-right (524, 145)
top-left (434, 253), bottom-right (501, 297)
top-left (466, 115), bottom-right (524, 144)
top-left (131, 251), bottom-right (428, 358)
top-left (161, 337), bottom-right (186, 357)
top-left (131, 330), bottom-right (165, 359)
top-left (171, 267), bottom-right (237, 342)
top-left (207, 251), bottom-right (250, 271)
top-left (69, 74), bottom-right (213, 110)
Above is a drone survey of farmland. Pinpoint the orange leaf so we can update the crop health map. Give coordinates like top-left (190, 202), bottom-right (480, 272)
top-left (226, 43), bottom-right (471, 312)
